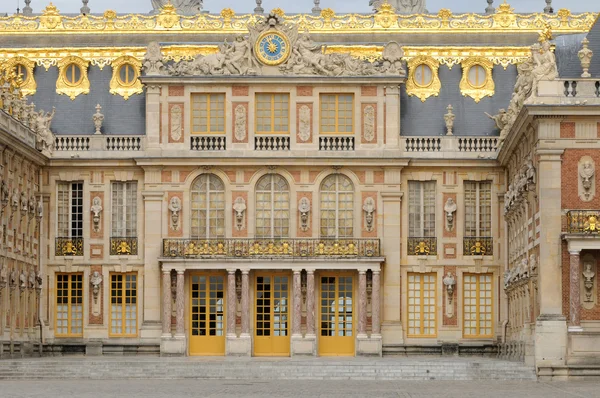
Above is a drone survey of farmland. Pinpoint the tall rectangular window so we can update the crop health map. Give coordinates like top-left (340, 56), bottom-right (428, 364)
top-left (463, 273), bottom-right (493, 338)
top-left (464, 181), bottom-right (492, 237)
top-left (191, 93), bottom-right (225, 134)
top-left (110, 273), bottom-right (138, 337)
top-left (111, 182), bottom-right (137, 237)
top-left (57, 182), bottom-right (83, 238)
top-left (407, 273), bottom-right (436, 337)
top-left (256, 94), bottom-right (289, 134)
top-left (55, 273), bottom-right (83, 337)
top-left (408, 181), bottom-right (436, 237)
top-left (320, 94), bottom-right (354, 134)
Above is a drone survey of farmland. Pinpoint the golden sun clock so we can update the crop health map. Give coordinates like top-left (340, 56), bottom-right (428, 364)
top-left (255, 31), bottom-right (291, 66)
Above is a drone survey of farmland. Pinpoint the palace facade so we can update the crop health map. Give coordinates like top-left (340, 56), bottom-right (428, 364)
top-left (0, 1), bottom-right (599, 378)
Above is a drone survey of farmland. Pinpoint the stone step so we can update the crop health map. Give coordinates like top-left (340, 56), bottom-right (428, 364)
top-left (0, 357), bottom-right (537, 380)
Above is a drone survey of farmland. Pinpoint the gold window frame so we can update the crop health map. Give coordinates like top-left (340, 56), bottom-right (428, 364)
top-left (191, 93), bottom-right (226, 135)
top-left (460, 57), bottom-right (495, 103)
top-left (463, 273), bottom-right (494, 338)
top-left (319, 94), bottom-right (355, 135)
top-left (406, 56), bottom-right (441, 102)
top-left (109, 56), bottom-right (143, 100)
top-left (56, 56), bottom-right (90, 100)
top-left (2, 57), bottom-right (36, 96)
top-left (54, 273), bottom-right (84, 337)
top-left (109, 272), bottom-right (138, 337)
top-left (255, 93), bottom-right (290, 135)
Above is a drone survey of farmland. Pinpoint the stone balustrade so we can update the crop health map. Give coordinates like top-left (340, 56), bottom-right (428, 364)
top-left (162, 238), bottom-right (381, 259)
top-left (52, 134), bottom-right (146, 156)
top-left (400, 136), bottom-right (498, 158)
top-left (537, 79), bottom-right (600, 104)
top-left (0, 109), bottom-right (37, 150)
top-left (191, 135), bottom-right (226, 151)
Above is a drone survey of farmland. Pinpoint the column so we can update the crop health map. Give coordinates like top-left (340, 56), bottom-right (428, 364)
top-left (175, 270), bottom-right (185, 337)
top-left (241, 270), bottom-right (250, 336)
top-left (292, 270), bottom-right (302, 337)
top-left (358, 270), bottom-right (367, 337)
top-left (145, 85), bottom-right (161, 149)
top-left (306, 270), bottom-right (315, 336)
top-left (161, 269), bottom-right (172, 337)
top-left (384, 85), bottom-right (401, 148)
top-left (569, 251), bottom-right (582, 331)
top-left (226, 269), bottom-right (236, 337)
top-left (372, 270), bottom-right (381, 335)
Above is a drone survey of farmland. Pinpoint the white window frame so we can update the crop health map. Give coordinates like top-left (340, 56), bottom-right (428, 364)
top-left (111, 181), bottom-right (137, 238)
top-left (464, 181), bottom-right (492, 238)
top-left (408, 181), bottom-right (436, 238)
top-left (57, 182), bottom-right (83, 238)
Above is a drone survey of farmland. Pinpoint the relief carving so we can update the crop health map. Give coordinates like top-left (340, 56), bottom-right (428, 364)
top-left (90, 271), bottom-right (103, 316)
top-left (363, 105), bottom-right (375, 143)
top-left (233, 196), bottom-right (246, 231)
top-left (579, 156), bottom-right (595, 202)
top-left (170, 105), bottom-right (183, 142)
top-left (298, 197), bottom-right (310, 232)
top-left (234, 104), bottom-right (247, 141)
top-left (168, 196), bottom-right (182, 231)
top-left (443, 272), bottom-right (456, 318)
top-left (298, 105), bottom-right (311, 142)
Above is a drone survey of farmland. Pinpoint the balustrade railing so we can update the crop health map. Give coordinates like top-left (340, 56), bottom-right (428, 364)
top-left (191, 135), bottom-right (226, 151)
top-left (110, 237), bottom-right (138, 255)
top-left (55, 136), bottom-right (90, 151)
top-left (319, 136), bottom-right (355, 151)
top-left (105, 136), bottom-right (142, 151)
top-left (55, 237), bottom-right (84, 256)
top-left (254, 135), bottom-right (290, 151)
top-left (463, 237), bottom-right (494, 256)
top-left (162, 238), bottom-right (380, 259)
top-left (405, 137), bottom-right (441, 152)
top-left (458, 137), bottom-right (497, 152)
top-left (566, 210), bottom-right (600, 234)
top-left (407, 237), bottom-right (437, 256)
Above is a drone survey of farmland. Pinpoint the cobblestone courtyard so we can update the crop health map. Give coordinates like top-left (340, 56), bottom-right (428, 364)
top-left (3, 379), bottom-right (600, 398)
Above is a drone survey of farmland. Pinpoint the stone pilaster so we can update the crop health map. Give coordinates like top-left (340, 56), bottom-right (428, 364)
top-left (161, 269), bottom-right (172, 337)
top-left (306, 270), bottom-right (315, 336)
top-left (292, 270), bottom-right (302, 337)
top-left (175, 270), bottom-right (185, 337)
top-left (358, 271), bottom-right (367, 337)
top-left (146, 85), bottom-right (161, 150)
top-left (569, 251), bottom-right (582, 331)
top-left (535, 148), bottom-right (567, 368)
top-left (241, 270), bottom-right (250, 336)
top-left (372, 270), bottom-right (381, 335)
top-left (227, 269), bottom-right (251, 356)
top-left (384, 85), bottom-right (400, 148)
top-left (226, 269), bottom-right (236, 337)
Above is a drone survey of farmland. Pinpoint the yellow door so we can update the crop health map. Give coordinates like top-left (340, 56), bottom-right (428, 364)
top-left (318, 274), bottom-right (355, 356)
top-left (189, 273), bottom-right (226, 356)
top-left (254, 273), bottom-right (290, 356)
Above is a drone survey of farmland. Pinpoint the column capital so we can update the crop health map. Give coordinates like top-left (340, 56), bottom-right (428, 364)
top-left (358, 270), bottom-right (367, 275)
top-left (292, 269), bottom-right (302, 275)
top-left (569, 250), bottom-right (581, 256)
top-left (161, 268), bottom-right (171, 275)
top-left (306, 269), bottom-right (315, 275)
top-left (241, 269), bottom-right (250, 275)
top-left (372, 270), bottom-right (381, 275)
top-left (227, 269), bottom-right (237, 274)
top-left (176, 269), bottom-right (184, 275)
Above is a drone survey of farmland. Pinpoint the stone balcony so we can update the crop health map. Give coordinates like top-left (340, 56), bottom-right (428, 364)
top-left (0, 109), bottom-right (38, 151)
top-left (536, 79), bottom-right (600, 105)
top-left (161, 238), bottom-right (381, 260)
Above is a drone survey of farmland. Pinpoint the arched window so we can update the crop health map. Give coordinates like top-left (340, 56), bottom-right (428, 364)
top-left (190, 174), bottom-right (225, 239)
top-left (255, 174), bottom-right (290, 239)
top-left (320, 174), bottom-right (354, 239)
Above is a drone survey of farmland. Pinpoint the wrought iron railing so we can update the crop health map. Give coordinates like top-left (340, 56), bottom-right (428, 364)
top-left (407, 237), bottom-right (437, 256)
top-left (110, 237), bottom-right (138, 255)
top-left (162, 238), bottom-right (380, 259)
top-left (566, 210), bottom-right (600, 234)
top-left (463, 237), bottom-right (493, 256)
top-left (55, 237), bottom-right (84, 256)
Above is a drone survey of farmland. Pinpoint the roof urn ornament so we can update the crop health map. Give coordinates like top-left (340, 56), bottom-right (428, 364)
top-left (312, 0), bottom-right (321, 16)
top-left (578, 37), bottom-right (593, 78)
top-left (81, 0), bottom-right (90, 15)
top-left (254, 0), bottom-right (264, 14)
top-left (544, 0), bottom-right (553, 14)
top-left (93, 104), bottom-right (104, 135)
top-left (23, 0), bottom-right (33, 16)
top-left (444, 104), bottom-right (455, 136)
top-left (485, 0), bottom-right (494, 15)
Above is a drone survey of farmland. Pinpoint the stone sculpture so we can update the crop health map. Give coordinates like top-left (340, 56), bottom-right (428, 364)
top-left (234, 104), bottom-right (247, 141)
top-left (531, 39), bottom-right (558, 96)
top-left (298, 197), bottom-right (310, 232)
top-left (444, 198), bottom-right (457, 232)
top-left (28, 196), bottom-right (36, 216)
top-left (1, 180), bottom-right (9, 207)
top-left (363, 105), bottom-right (375, 142)
top-left (93, 104), bottom-right (104, 135)
top-left (583, 262), bottom-right (595, 303)
top-left (370, 0), bottom-right (426, 14)
top-left (35, 270), bottom-right (43, 290)
top-left (11, 189), bottom-right (19, 212)
top-left (168, 196), bottom-right (182, 231)
top-left (143, 42), bottom-right (166, 76)
top-left (578, 37), bottom-right (593, 78)
top-left (20, 191), bottom-right (28, 213)
top-left (34, 107), bottom-right (56, 155)
top-left (233, 197), bottom-right (246, 231)
top-left (363, 197), bottom-right (376, 232)
top-left (444, 104), bottom-right (455, 136)
top-left (151, 0), bottom-right (202, 15)
top-left (90, 271), bottom-right (103, 305)
top-left (91, 196), bottom-right (103, 232)
top-left (19, 271), bottom-right (26, 290)
top-left (298, 105), bottom-right (311, 142)
top-left (579, 157), bottom-right (595, 201)
top-left (443, 272), bottom-right (456, 301)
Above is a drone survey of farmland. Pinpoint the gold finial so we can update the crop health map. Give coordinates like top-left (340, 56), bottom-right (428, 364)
top-left (271, 8), bottom-right (285, 17)
top-left (538, 23), bottom-right (553, 42)
top-left (320, 8), bottom-right (334, 20)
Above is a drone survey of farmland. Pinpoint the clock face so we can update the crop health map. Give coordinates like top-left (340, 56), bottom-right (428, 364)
top-left (255, 31), bottom-right (291, 66)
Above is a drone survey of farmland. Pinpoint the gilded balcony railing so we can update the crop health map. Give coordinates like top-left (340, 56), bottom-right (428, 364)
top-left (110, 237), bottom-right (138, 255)
top-left (55, 237), bottom-right (84, 256)
top-left (463, 237), bottom-right (493, 256)
top-left (407, 237), bottom-right (437, 256)
top-left (566, 210), bottom-right (600, 234)
top-left (162, 238), bottom-right (380, 259)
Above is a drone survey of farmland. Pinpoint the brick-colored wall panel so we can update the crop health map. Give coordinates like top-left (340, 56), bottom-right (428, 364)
top-left (562, 149), bottom-right (600, 209)
top-left (361, 86), bottom-right (377, 96)
top-left (168, 85), bottom-right (184, 97)
top-left (88, 265), bottom-right (103, 325)
top-left (296, 86), bottom-right (313, 96)
top-left (560, 122), bottom-right (575, 138)
top-left (232, 86), bottom-right (249, 96)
